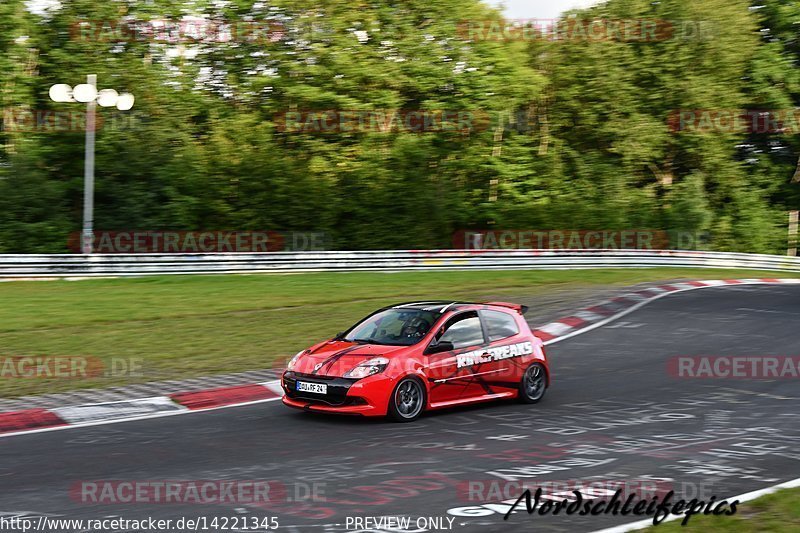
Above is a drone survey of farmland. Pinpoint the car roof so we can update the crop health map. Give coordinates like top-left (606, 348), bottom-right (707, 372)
top-left (387, 301), bottom-right (467, 313)
top-left (388, 301), bottom-right (528, 315)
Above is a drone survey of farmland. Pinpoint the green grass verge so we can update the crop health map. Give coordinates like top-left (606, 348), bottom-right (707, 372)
top-left (642, 486), bottom-right (800, 531)
top-left (0, 268), bottom-right (796, 398)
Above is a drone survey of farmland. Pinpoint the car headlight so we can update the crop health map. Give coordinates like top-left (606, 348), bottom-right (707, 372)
top-left (343, 357), bottom-right (389, 379)
top-left (286, 350), bottom-right (306, 371)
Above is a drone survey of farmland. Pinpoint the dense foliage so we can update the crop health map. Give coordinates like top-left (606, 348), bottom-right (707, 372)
top-left (0, 0), bottom-right (798, 252)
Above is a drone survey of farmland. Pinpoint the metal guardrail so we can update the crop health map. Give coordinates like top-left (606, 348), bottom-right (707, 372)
top-left (0, 249), bottom-right (800, 278)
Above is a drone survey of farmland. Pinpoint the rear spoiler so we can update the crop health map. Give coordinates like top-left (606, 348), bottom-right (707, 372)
top-left (486, 301), bottom-right (529, 315)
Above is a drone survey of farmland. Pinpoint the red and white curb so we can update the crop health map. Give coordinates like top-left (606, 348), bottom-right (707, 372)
top-left (1, 278), bottom-right (798, 437)
top-left (0, 381), bottom-right (285, 437)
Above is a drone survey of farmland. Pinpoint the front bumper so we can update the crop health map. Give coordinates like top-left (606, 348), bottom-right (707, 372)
top-left (281, 371), bottom-right (391, 416)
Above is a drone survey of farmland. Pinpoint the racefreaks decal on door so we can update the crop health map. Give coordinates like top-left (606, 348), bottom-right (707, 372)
top-left (456, 341), bottom-right (534, 369)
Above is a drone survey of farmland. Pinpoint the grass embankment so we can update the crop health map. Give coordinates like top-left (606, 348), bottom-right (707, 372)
top-left (0, 268), bottom-right (795, 397)
top-left (643, 486), bottom-right (800, 531)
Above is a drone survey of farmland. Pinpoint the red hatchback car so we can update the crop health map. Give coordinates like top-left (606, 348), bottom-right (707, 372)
top-left (281, 301), bottom-right (549, 421)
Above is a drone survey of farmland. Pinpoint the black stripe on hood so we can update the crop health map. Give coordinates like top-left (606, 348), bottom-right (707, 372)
top-left (312, 344), bottom-right (364, 375)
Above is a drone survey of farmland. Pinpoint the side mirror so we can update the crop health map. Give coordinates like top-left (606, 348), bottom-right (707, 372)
top-left (427, 340), bottom-right (454, 354)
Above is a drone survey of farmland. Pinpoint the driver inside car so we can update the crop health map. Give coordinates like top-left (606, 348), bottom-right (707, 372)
top-left (400, 316), bottom-right (431, 339)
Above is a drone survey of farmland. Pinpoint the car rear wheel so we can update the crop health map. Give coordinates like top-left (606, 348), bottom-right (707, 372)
top-left (519, 363), bottom-right (547, 404)
top-left (388, 377), bottom-right (426, 422)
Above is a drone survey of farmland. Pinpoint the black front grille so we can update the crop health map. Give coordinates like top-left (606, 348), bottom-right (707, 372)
top-left (283, 372), bottom-right (360, 406)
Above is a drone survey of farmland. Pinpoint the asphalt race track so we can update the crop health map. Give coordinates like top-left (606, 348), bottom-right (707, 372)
top-left (2, 284), bottom-right (800, 533)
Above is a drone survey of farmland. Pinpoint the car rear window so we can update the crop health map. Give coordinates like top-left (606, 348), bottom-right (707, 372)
top-left (483, 310), bottom-right (520, 341)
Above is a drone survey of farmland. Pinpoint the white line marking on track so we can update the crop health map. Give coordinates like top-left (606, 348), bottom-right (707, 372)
top-left (716, 387), bottom-right (800, 401)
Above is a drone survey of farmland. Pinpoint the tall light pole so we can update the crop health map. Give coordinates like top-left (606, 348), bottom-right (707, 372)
top-left (50, 76), bottom-right (134, 254)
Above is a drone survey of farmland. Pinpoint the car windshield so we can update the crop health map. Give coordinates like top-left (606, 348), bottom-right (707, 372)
top-left (344, 308), bottom-right (441, 346)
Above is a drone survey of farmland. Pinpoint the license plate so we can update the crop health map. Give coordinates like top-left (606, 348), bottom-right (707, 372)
top-left (297, 381), bottom-right (327, 394)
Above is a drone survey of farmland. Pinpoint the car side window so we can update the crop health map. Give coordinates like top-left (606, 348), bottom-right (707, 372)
top-left (482, 310), bottom-right (520, 341)
top-left (437, 312), bottom-right (485, 350)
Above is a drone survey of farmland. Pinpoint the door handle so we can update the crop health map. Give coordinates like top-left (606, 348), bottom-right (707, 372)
top-left (481, 352), bottom-right (492, 359)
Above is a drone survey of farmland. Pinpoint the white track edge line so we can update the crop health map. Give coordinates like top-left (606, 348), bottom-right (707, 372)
top-left (588, 476), bottom-right (800, 533)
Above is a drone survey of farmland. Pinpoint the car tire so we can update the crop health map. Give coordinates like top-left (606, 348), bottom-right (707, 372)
top-left (387, 376), bottom-right (426, 422)
top-left (519, 362), bottom-right (547, 404)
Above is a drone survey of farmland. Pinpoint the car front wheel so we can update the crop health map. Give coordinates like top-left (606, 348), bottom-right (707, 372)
top-left (519, 363), bottom-right (547, 404)
top-left (388, 376), bottom-right (426, 422)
